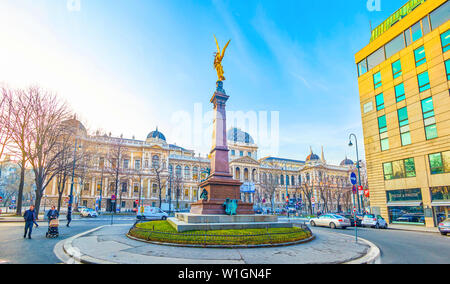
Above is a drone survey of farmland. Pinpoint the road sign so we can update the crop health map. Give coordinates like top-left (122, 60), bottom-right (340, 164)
top-left (358, 186), bottom-right (363, 192)
top-left (352, 185), bottom-right (357, 194)
top-left (364, 189), bottom-right (370, 197)
top-left (111, 195), bottom-right (116, 201)
top-left (350, 172), bottom-right (357, 185)
top-left (64, 197), bottom-right (69, 203)
top-left (0, 196), bottom-right (3, 202)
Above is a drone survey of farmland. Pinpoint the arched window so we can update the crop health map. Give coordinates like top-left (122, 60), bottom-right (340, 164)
top-left (168, 164), bottom-right (173, 175)
top-left (252, 169), bottom-right (257, 182)
top-left (244, 168), bottom-right (249, 181)
top-left (193, 167), bottom-right (199, 180)
top-left (291, 175), bottom-right (295, 186)
top-left (286, 175), bottom-right (290, 186)
top-left (298, 175), bottom-right (302, 185)
top-left (176, 165), bottom-right (182, 178)
top-left (280, 175), bottom-right (284, 185)
top-left (263, 173), bottom-right (267, 183)
top-left (152, 155), bottom-right (160, 168)
top-left (184, 166), bottom-right (190, 179)
top-left (235, 167), bottom-right (241, 180)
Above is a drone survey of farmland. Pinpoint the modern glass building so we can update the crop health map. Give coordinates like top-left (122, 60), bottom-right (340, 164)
top-left (354, 0), bottom-right (450, 228)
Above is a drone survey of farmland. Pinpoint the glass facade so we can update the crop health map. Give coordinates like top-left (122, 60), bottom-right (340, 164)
top-left (421, 97), bottom-right (437, 140)
top-left (398, 107), bottom-right (411, 146)
top-left (392, 60), bottom-right (402, 79)
top-left (417, 71), bottom-right (430, 92)
top-left (376, 93), bottom-right (384, 111)
top-left (414, 46), bottom-right (426, 67)
top-left (430, 186), bottom-right (450, 202)
top-left (388, 206), bottom-right (425, 225)
top-left (373, 72), bottom-right (382, 89)
top-left (442, 30), bottom-right (450, 53)
top-left (386, 34), bottom-right (406, 59)
top-left (429, 150), bottom-right (450, 175)
top-left (383, 158), bottom-right (416, 180)
top-left (395, 83), bottom-right (406, 102)
top-left (430, 1), bottom-right (450, 30)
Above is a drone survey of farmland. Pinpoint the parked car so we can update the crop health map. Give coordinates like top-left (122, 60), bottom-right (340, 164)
top-left (362, 214), bottom-right (388, 229)
top-left (342, 214), bottom-right (362, 227)
top-left (438, 219), bottom-right (450, 236)
top-left (80, 208), bottom-right (98, 218)
top-left (309, 214), bottom-right (351, 229)
top-left (136, 206), bottom-right (168, 221)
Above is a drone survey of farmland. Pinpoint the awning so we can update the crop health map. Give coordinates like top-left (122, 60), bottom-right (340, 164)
top-left (387, 201), bottom-right (423, 207)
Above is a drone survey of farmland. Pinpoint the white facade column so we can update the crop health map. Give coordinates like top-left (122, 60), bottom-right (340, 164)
top-left (91, 177), bottom-right (95, 197)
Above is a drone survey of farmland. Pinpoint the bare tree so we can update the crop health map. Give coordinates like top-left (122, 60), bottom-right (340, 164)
top-left (2, 87), bottom-right (34, 215)
top-left (151, 156), bottom-right (166, 209)
top-left (0, 89), bottom-right (12, 161)
top-left (105, 135), bottom-right (128, 212)
top-left (25, 87), bottom-right (71, 216)
top-left (260, 174), bottom-right (278, 213)
top-left (173, 175), bottom-right (183, 210)
top-left (300, 182), bottom-right (314, 215)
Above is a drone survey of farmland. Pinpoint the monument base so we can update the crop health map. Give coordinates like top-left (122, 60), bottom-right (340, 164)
top-left (169, 213), bottom-right (293, 232)
top-left (190, 174), bottom-right (254, 215)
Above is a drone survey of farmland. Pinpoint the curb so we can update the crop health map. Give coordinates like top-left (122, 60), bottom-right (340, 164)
top-left (56, 225), bottom-right (117, 264)
top-left (126, 233), bottom-right (316, 249)
top-left (343, 237), bottom-right (381, 264)
top-left (387, 227), bottom-right (440, 234)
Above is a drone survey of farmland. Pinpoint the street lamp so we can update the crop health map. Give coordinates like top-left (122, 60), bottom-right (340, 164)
top-left (348, 133), bottom-right (363, 213)
top-left (68, 138), bottom-right (81, 223)
top-left (284, 162), bottom-right (290, 219)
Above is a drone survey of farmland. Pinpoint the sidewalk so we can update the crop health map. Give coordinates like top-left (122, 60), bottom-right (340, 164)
top-left (56, 224), bottom-right (380, 264)
top-left (388, 224), bottom-right (440, 233)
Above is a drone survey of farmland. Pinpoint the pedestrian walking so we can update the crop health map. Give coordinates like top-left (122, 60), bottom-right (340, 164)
top-left (47, 206), bottom-right (59, 224)
top-left (66, 211), bottom-right (72, 227)
top-left (23, 205), bottom-right (37, 239)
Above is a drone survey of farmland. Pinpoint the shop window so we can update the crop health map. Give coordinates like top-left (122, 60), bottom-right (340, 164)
top-left (388, 206), bottom-right (425, 225)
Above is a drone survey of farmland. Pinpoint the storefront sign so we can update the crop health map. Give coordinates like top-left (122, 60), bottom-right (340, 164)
top-left (387, 188), bottom-right (422, 203)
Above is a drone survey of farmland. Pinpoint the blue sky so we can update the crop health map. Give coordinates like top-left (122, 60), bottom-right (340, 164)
top-left (0, 0), bottom-right (408, 164)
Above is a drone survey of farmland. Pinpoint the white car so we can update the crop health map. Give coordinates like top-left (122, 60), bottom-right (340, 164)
top-left (136, 206), bottom-right (168, 221)
top-left (362, 214), bottom-right (388, 229)
top-left (80, 208), bottom-right (98, 218)
top-left (310, 214), bottom-right (351, 229)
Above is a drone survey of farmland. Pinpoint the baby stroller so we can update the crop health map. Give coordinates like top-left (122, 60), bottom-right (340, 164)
top-left (46, 218), bottom-right (59, 238)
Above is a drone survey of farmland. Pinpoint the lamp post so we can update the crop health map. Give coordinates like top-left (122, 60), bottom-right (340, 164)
top-left (348, 134), bottom-right (363, 213)
top-left (68, 138), bottom-right (81, 223)
top-left (284, 162), bottom-right (290, 219)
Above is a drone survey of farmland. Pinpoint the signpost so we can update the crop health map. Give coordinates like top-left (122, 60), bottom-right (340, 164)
top-left (0, 196), bottom-right (3, 202)
top-left (350, 172), bottom-right (358, 242)
top-left (111, 194), bottom-right (116, 225)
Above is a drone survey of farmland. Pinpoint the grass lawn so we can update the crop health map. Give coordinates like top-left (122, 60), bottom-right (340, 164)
top-left (128, 221), bottom-right (312, 246)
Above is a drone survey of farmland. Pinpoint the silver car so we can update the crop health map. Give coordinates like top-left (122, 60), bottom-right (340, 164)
top-left (439, 219), bottom-right (450, 236)
top-left (310, 214), bottom-right (351, 229)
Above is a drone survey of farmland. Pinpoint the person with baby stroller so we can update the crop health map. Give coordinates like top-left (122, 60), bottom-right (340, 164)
top-left (46, 206), bottom-right (59, 238)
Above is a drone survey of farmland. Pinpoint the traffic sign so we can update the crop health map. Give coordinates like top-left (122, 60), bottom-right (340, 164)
top-left (0, 196), bottom-right (3, 202)
top-left (358, 186), bottom-right (363, 192)
top-left (350, 172), bottom-right (357, 185)
top-left (352, 185), bottom-right (357, 194)
top-left (111, 195), bottom-right (116, 201)
top-left (364, 189), bottom-right (370, 197)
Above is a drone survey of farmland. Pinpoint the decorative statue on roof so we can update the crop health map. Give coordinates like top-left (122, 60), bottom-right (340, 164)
top-left (213, 35), bottom-right (231, 82)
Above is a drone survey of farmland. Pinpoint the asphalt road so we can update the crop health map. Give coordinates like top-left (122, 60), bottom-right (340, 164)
top-left (0, 216), bottom-right (135, 264)
top-left (311, 226), bottom-right (450, 264)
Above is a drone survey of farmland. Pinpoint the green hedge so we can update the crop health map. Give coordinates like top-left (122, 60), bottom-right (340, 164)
top-left (128, 221), bottom-right (312, 246)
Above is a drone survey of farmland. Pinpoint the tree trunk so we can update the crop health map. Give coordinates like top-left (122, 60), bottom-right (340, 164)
top-left (15, 158), bottom-right (26, 215)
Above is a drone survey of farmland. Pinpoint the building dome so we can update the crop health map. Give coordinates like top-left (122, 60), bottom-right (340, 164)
top-left (306, 153), bottom-right (320, 162)
top-left (227, 128), bottom-right (254, 144)
top-left (62, 116), bottom-right (87, 136)
top-left (340, 157), bottom-right (354, 166)
top-left (147, 127), bottom-right (166, 141)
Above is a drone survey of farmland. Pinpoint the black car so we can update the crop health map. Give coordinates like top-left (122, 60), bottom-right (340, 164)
top-left (343, 214), bottom-right (363, 227)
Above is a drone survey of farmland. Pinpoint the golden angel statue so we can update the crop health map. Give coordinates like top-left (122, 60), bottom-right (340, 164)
top-left (214, 35), bottom-right (231, 81)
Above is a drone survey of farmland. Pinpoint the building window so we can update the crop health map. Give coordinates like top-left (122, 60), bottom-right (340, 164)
top-left (280, 174), bottom-right (284, 185)
top-left (134, 160), bottom-right (141, 170)
top-left (193, 167), bottom-right (199, 180)
top-left (152, 155), bottom-right (159, 168)
top-left (404, 28), bottom-right (412, 47)
top-left (123, 159), bottom-right (129, 169)
top-left (240, 151), bottom-right (244, 157)
top-left (430, 186), bottom-right (450, 202)
top-left (134, 184), bottom-right (139, 193)
top-left (441, 30), bottom-right (450, 53)
top-left (429, 151), bottom-right (450, 175)
top-left (231, 150), bottom-right (235, 156)
top-left (385, 34), bottom-right (406, 59)
top-left (411, 21), bottom-right (423, 42)
top-left (367, 47), bottom-right (385, 70)
top-left (152, 184), bottom-right (157, 194)
top-left (395, 83), bottom-right (405, 102)
top-left (445, 60), bottom-right (450, 81)
top-left (414, 46), bottom-right (426, 67)
top-left (247, 152), bottom-right (251, 157)
top-left (421, 97), bottom-right (437, 140)
top-left (392, 60), bottom-right (402, 79)
top-left (357, 58), bottom-right (367, 77)
top-left (417, 71), bottom-right (430, 92)
top-left (97, 183), bottom-right (102, 191)
top-left (373, 72), bottom-right (382, 89)
top-left (422, 16), bottom-right (431, 35)
top-left (176, 165), bottom-right (182, 178)
top-left (84, 183), bottom-right (90, 191)
top-left (398, 107), bottom-right (411, 146)
top-left (383, 158), bottom-right (416, 180)
top-left (378, 115), bottom-right (389, 151)
top-left (121, 182), bottom-right (127, 193)
top-left (375, 93), bottom-right (384, 111)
